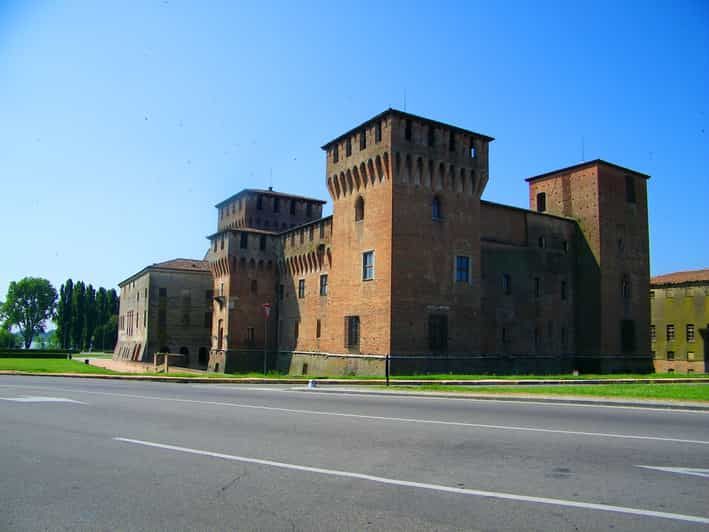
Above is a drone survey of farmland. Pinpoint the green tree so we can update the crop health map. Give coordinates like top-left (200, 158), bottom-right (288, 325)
top-left (71, 281), bottom-right (86, 350)
top-left (0, 323), bottom-right (18, 348)
top-left (84, 284), bottom-right (97, 349)
top-left (0, 278), bottom-right (58, 349)
top-left (56, 279), bottom-right (74, 349)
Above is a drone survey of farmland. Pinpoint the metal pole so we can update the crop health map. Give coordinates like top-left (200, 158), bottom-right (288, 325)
top-left (263, 317), bottom-right (268, 375)
top-left (386, 354), bottom-right (390, 386)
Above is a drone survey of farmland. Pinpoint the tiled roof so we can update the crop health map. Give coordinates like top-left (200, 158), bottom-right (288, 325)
top-left (651, 269), bottom-right (709, 286)
top-left (152, 258), bottom-right (210, 272)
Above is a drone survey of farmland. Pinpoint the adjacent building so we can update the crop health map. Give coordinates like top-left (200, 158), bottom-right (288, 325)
top-left (114, 259), bottom-right (213, 368)
top-left (650, 269), bottom-right (709, 373)
top-left (205, 109), bottom-right (652, 375)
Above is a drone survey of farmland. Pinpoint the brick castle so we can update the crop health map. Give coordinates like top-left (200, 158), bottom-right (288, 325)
top-left (116, 109), bottom-right (652, 375)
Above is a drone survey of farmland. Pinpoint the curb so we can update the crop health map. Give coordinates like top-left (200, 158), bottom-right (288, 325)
top-left (1, 371), bottom-right (708, 386)
top-left (296, 387), bottom-right (709, 411)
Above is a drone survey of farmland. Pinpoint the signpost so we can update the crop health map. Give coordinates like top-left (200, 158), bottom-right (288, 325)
top-left (262, 303), bottom-right (272, 375)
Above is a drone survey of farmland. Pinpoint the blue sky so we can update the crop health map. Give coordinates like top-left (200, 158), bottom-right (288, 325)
top-left (1, 0), bottom-right (707, 301)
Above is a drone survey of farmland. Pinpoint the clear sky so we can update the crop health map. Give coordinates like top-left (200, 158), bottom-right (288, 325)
top-left (1, 0), bottom-right (707, 301)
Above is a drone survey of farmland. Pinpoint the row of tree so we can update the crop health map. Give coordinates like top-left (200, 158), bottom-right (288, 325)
top-left (55, 280), bottom-right (119, 351)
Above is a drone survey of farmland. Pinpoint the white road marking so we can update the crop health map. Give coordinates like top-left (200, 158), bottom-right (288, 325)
top-left (638, 466), bottom-right (709, 478)
top-left (1, 381), bottom-right (707, 414)
top-left (0, 396), bottom-right (86, 404)
top-left (0, 384), bottom-right (707, 445)
top-left (114, 437), bottom-right (709, 525)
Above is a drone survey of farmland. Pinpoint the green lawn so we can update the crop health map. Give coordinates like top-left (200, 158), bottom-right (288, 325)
top-left (391, 383), bottom-right (709, 402)
top-left (0, 358), bottom-right (119, 374)
top-left (389, 372), bottom-right (707, 380)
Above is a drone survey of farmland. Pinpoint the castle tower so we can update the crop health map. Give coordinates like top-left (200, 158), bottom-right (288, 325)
top-left (526, 160), bottom-right (651, 370)
top-left (322, 109), bottom-right (493, 356)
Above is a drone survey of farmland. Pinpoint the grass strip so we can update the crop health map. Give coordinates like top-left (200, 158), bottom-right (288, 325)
top-left (390, 383), bottom-right (709, 402)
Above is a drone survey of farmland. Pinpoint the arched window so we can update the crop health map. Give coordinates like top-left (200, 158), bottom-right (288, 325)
top-left (355, 196), bottom-right (364, 221)
top-left (621, 275), bottom-right (631, 299)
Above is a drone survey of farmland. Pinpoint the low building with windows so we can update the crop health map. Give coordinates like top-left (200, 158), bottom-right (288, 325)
top-left (114, 259), bottom-right (213, 368)
top-left (205, 109), bottom-right (652, 375)
top-left (650, 269), bottom-right (709, 373)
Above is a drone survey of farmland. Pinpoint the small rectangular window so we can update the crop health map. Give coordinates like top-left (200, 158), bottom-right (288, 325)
top-left (298, 279), bottom-right (305, 298)
top-left (319, 222), bottom-right (325, 238)
top-left (260, 235), bottom-right (266, 250)
top-left (159, 287), bottom-right (167, 297)
top-left (503, 274), bottom-right (511, 295)
top-left (360, 130), bottom-right (366, 150)
top-left (449, 131), bottom-right (455, 152)
top-left (294, 320), bottom-right (299, 341)
top-left (345, 137), bottom-right (352, 157)
top-left (320, 274), bottom-right (328, 296)
top-left (427, 126), bottom-right (435, 147)
top-left (316, 319), bottom-right (321, 339)
top-left (309, 226), bottom-right (314, 241)
top-left (278, 284), bottom-right (284, 301)
top-left (257, 195), bottom-right (263, 210)
top-left (687, 324), bottom-right (695, 343)
top-left (307, 203), bottom-right (313, 217)
top-left (537, 192), bottom-right (546, 213)
top-left (273, 197), bottom-right (280, 213)
top-left (667, 351), bottom-right (675, 360)
top-left (625, 174), bottom-right (636, 203)
top-left (561, 280), bottom-right (567, 301)
top-left (290, 200), bottom-right (296, 215)
top-left (333, 145), bottom-right (339, 163)
top-left (345, 316), bottom-right (360, 348)
top-left (240, 233), bottom-right (248, 249)
top-left (428, 314), bottom-right (448, 351)
top-left (362, 251), bottom-right (375, 280)
top-left (666, 324), bottom-right (675, 341)
top-left (405, 120), bottom-right (412, 141)
top-left (375, 122), bottom-right (382, 143)
top-left (455, 256), bottom-right (470, 283)
top-left (534, 277), bottom-right (541, 298)
top-left (247, 327), bottom-right (255, 344)
top-left (621, 319), bottom-right (636, 353)
top-left (650, 324), bottom-right (656, 342)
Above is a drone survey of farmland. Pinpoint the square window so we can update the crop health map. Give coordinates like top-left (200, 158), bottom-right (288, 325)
top-left (455, 256), bottom-right (470, 283)
top-left (320, 274), bottom-right (328, 296)
top-left (362, 251), bottom-right (375, 280)
top-left (298, 279), bottom-right (305, 298)
top-left (667, 351), bottom-right (675, 360)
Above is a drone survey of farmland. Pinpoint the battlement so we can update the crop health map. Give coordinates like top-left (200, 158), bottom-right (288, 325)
top-left (216, 188), bottom-right (325, 232)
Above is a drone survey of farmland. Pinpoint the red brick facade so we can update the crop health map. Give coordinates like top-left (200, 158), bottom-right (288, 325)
top-left (204, 110), bottom-right (652, 375)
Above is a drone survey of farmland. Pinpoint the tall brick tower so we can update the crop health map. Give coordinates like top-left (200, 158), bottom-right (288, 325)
top-left (322, 109), bottom-right (493, 357)
top-left (526, 160), bottom-right (651, 370)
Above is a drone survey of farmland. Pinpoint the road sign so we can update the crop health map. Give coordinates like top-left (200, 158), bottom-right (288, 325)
top-left (262, 303), bottom-right (272, 318)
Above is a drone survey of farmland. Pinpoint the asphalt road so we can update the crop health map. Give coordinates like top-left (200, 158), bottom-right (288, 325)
top-left (1, 376), bottom-right (708, 531)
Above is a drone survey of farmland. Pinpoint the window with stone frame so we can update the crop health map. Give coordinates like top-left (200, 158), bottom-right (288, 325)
top-left (687, 324), bottom-right (695, 343)
top-left (298, 279), bottom-right (305, 298)
top-left (362, 251), bottom-right (375, 280)
top-left (319, 274), bottom-right (328, 296)
top-left (666, 324), bottom-right (675, 342)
